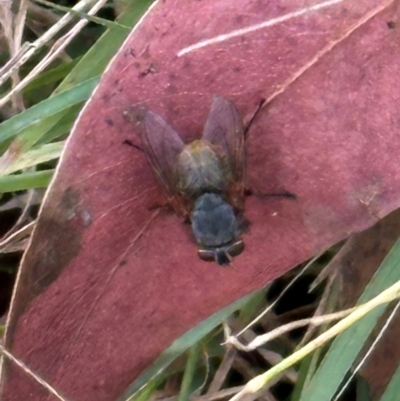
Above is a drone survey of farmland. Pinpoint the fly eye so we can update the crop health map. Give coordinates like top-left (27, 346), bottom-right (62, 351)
top-left (198, 249), bottom-right (216, 262)
top-left (228, 240), bottom-right (244, 257)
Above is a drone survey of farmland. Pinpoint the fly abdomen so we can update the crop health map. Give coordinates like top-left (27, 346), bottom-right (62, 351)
top-left (191, 193), bottom-right (239, 247)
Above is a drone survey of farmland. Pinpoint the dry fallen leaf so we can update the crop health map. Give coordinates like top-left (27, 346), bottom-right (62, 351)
top-left (2, 1), bottom-right (400, 400)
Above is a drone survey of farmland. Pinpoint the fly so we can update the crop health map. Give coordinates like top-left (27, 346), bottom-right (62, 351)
top-left (140, 95), bottom-right (246, 265)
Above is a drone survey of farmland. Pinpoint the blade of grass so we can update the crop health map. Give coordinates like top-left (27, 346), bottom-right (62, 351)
top-left (0, 142), bottom-right (64, 175)
top-left (36, 104), bottom-right (82, 145)
top-left (300, 238), bottom-right (400, 401)
top-left (118, 291), bottom-right (260, 401)
top-left (178, 343), bottom-right (201, 401)
top-left (4, 0), bottom-right (155, 154)
top-left (229, 279), bottom-right (400, 401)
top-left (0, 78), bottom-right (98, 144)
top-left (379, 363), bottom-right (400, 401)
top-left (56, 0), bottom-right (155, 92)
top-left (0, 170), bottom-right (54, 192)
top-left (23, 59), bottom-right (80, 94)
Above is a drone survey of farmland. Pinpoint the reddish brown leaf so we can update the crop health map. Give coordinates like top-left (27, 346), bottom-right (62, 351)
top-left (2, 1), bottom-right (400, 400)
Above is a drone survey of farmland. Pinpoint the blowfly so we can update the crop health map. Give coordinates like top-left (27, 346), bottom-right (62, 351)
top-left (140, 95), bottom-right (246, 265)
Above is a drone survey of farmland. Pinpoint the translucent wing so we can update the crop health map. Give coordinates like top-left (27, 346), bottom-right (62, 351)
top-left (141, 110), bottom-right (186, 204)
top-left (202, 96), bottom-right (245, 206)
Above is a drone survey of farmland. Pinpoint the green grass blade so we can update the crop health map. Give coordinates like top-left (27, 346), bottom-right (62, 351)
top-left (0, 142), bottom-right (64, 176)
top-left (300, 239), bottom-right (400, 401)
top-left (36, 104), bottom-right (82, 145)
top-left (178, 343), bottom-right (201, 401)
top-left (0, 1), bottom-right (154, 155)
top-left (24, 59), bottom-right (80, 94)
top-left (5, 0), bottom-right (155, 153)
top-left (0, 78), bottom-right (98, 143)
top-left (379, 362), bottom-right (400, 401)
top-left (56, 0), bottom-right (155, 92)
top-left (117, 291), bottom-right (258, 401)
top-left (0, 170), bottom-right (54, 192)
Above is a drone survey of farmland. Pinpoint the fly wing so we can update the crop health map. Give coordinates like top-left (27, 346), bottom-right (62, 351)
top-left (202, 96), bottom-right (245, 206)
top-left (141, 111), bottom-right (186, 208)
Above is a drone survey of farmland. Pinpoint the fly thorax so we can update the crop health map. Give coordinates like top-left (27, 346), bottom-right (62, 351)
top-left (191, 193), bottom-right (240, 247)
top-left (177, 140), bottom-right (226, 196)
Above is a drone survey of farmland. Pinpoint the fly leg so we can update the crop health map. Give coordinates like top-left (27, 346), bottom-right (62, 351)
top-left (242, 99), bottom-right (297, 200)
top-left (238, 189), bottom-right (297, 234)
top-left (244, 98), bottom-right (266, 139)
top-left (245, 188), bottom-right (297, 201)
top-left (123, 139), bottom-right (142, 152)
